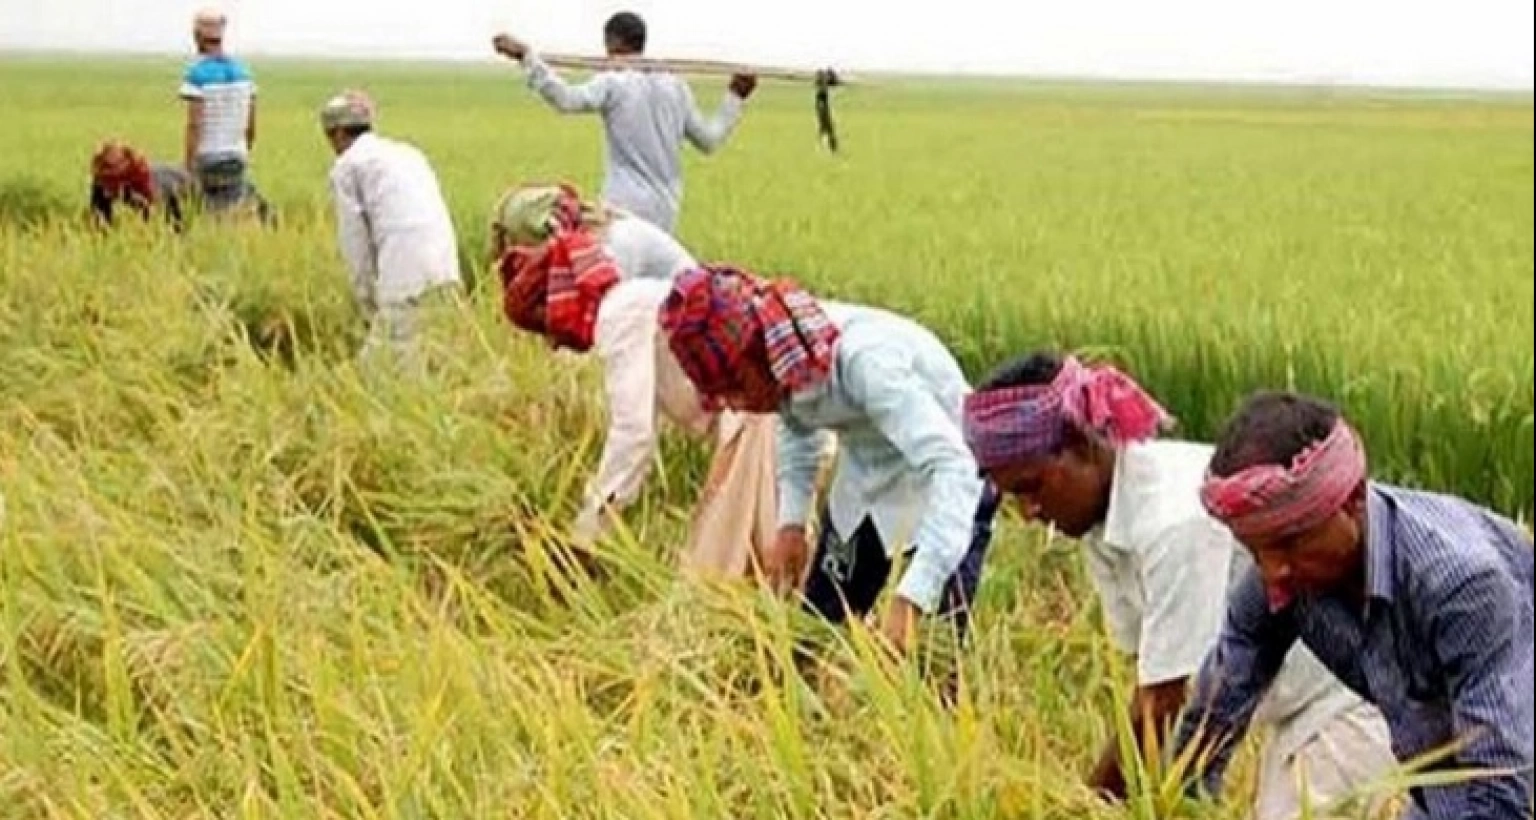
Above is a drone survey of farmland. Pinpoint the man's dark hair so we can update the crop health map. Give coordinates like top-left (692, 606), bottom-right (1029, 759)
top-left (604, 12), bottom-right (647, 53)
top-left (976, 349), bottom-right (1064, 392)
top-left (340, 124), bottom-right (372, 138)
top-left (1209, 391), bottom-right (1342, 478)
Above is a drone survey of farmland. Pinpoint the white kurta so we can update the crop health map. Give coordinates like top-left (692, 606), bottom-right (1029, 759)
top-left (329, 132), bottom-right (461, 311)
top-left (574, 277), bottom-right (738, 543)
top-left (570, 215), bottom-right (721, 543)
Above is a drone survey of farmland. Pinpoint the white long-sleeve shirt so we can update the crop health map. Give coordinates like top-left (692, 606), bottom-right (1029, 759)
top-left (517, 51), bottom-right (746, 234)
top-left (572, 216), bottom-right (719, 541)
top-left (1084, 440), bottom-right (1380, 763)
top-left (329, 132), bottom-right (461, 309)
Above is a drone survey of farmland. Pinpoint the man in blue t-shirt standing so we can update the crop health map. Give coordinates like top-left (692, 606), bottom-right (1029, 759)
top-left (179, 9), bottom-right (265, 217)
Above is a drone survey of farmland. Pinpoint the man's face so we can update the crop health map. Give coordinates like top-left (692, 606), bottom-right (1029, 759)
top-left (710, 349), bottom-right (783, 414)
top-left (1233, 491), bottom-right (1365, 608)
top-left (986, 445), bottom-right (1108, 538)
top-left (323, 128), bottom-right (348, 155)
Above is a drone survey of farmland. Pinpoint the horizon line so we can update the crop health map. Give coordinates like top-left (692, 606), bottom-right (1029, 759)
top-left (2, 46), bottom-right (1532, 97)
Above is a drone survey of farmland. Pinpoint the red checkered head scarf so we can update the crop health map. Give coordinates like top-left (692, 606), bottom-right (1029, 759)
top-left (495, 183), bottom-right (620, 352)
top-left (658, 265), bottom-right (840, 406)
top-left (962, 355), bottom-right (1173, 472)
top-left (1200, 418), bottom-right (1368, 542)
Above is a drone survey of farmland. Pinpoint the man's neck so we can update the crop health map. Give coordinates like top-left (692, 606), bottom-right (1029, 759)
top-left (338, 133), bottom-right (369, 155)
top-left (1090, 446), bottom-right (1118, 529)
top-left (1337, 531), bottom-right (1371, 611)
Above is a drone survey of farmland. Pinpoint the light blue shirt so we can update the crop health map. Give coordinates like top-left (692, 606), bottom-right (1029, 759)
top-left (776, 302), bottom-right (986, 613)
top-left (516, 51), bottom-right (745, 233)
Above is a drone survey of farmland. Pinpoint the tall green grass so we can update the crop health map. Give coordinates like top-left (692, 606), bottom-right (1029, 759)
top-left (0, 56), bottom-right (1530, 817)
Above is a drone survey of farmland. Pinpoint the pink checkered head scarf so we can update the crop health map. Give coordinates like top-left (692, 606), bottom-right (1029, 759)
top-left (962, 355), bottom-right (1173, 472)
top-left (1200, 418), bottom-right (1367, 541)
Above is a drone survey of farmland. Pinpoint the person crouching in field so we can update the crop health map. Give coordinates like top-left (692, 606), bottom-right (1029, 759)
top-left (319, 90), bottom-right (463, 375)
top-left (961, 352), bottom-right (1397, 819)
top-left (88, 140), bottom-right (194, 232)
top-left (1170, 390), bottom-right (1534, 819)
top-left (491, 182), bottom-right (779, 579)
top-left (657, 266), bottom-right (1001, 659)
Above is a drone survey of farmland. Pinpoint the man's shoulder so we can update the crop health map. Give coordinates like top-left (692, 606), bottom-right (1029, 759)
top-left (594, 278), bottom-right (668, 354)
top-left (1104, 440), bottom-right (1223, 550)
top-left (376, 135), bottom-right (431, 164)
top-left (831, 307), bottom-right (921, 372)
top-left (607, 275), bottom-right (672, 305)
top-left (183, 56), bottom-right (254, 86)
top-left (831, 302), bottom-right (946, 357)
top-left (1123, 439), bottom-right (1216, 476)
top-left (1376, 483), bottom-right (1529, 598)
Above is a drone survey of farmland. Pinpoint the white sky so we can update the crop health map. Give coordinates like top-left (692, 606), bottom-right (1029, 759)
top-left (1, 0), bottom-right (1532, 89)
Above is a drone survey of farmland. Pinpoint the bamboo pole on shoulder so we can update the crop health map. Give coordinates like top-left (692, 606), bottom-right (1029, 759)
top-left (536, 52), bottom-right (856, 85)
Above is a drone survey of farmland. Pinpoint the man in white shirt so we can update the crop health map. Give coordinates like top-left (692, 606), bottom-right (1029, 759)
top-left (320, 90), bottom-right (463, 375)
top-left (960, 350), bottom-right (1397, 820)
top-left (492, 182), bottom-right (778, 577)
top-left (491, 12), bottom-right (756, 234)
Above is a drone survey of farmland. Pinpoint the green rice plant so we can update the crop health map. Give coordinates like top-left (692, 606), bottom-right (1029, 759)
top-left (0, 56), bottom-right (1529, 818)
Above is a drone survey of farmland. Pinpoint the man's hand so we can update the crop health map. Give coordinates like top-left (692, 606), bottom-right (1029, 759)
top-left (1087, 678), bottom-right (1191, 803)
top-left (729, 73), bottom-right (758, 100)
top-left (492, 33), bottom-right (528, 61)
top-left (879, 595), bottom-right (920, 655)
top-left (763, 525), bottom-right (808, 595)
top-left (1086, 744), bottom-right (1129, 801)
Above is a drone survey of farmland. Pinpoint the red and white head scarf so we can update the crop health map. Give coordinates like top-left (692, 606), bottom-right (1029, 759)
top-left (1200, 418), bottom-right (1368, 541)
top-left (495, 183), bottom-right (620, 353)
top-left (658, 265), bottom-right (840, 406)
top-left (962, 355), bottom-right (1172, 472)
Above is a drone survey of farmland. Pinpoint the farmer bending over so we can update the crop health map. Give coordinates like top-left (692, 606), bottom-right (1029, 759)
top-left (493, 182), bottom-right (778, 578)
top-left (491, 12), bottom-right (756, 234)
top-left (963, 352), bottom-right (1397, 819)
top-left (1172, 390), bottom-right (1534, 819)
top-left (88, 140), bottom-right (194, 232)
top-left (320, 90), bottom-right (463, 375)
top-left (657, 266), bottom-right (1001, 658)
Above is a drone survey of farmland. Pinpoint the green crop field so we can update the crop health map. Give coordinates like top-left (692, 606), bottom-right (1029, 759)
top-left (0, 55), bottom-right (1531, 818)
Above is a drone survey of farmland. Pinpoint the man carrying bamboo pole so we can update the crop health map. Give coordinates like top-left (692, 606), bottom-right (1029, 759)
top-left (492, 12), bottom-right (756, 235)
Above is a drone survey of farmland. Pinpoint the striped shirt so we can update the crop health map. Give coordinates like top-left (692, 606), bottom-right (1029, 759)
top-left (178, 55), bottom-right (256, 160)
top-left (1174, 482), bottom-right (1534, 819)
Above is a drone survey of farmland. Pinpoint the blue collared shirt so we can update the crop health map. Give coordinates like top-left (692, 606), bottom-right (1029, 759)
top-left (775, 302), bottom-right (986, 614)
top-left (1173, 482), bottom-right (1534, 819)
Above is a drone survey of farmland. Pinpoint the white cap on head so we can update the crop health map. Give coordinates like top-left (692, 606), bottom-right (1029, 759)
top-left (192, 7), bottom-right (227, 38)
top-left (320, 90), bottom-right (377, 130)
